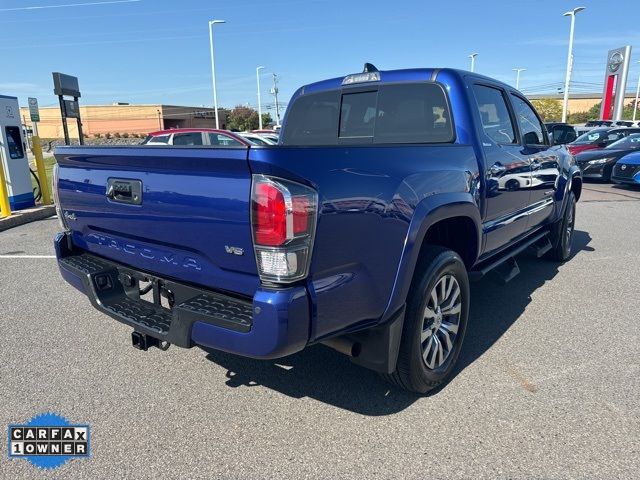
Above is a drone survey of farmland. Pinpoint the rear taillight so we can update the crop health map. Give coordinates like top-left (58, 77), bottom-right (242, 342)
top-left (251, 175), bottom-right (317, 283)
top-left (52, 163), bottom-right (69, 231)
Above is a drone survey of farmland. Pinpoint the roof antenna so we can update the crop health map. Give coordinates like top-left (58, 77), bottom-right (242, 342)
top-left (363, 63), bottom-right (378, 73)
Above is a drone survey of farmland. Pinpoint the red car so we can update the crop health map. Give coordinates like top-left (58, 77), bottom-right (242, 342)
top-left (567, 127), bottom-right (640, 155)
top-left (142, 128), bottom-right (251, 147)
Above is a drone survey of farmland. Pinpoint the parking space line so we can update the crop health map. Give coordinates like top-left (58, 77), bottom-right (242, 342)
top-left (0, 255), bottom-right (56, 259)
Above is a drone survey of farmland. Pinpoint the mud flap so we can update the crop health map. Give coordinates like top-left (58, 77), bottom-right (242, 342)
top-left (349, 305), bottom-right (405, 374)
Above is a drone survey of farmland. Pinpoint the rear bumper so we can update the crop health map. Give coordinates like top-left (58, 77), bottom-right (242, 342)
top-left (55, 232), bottom-right (309, 359)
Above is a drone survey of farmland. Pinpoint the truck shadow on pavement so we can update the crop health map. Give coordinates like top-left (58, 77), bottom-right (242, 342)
top-left (203, 230), bottom-right (593, 416)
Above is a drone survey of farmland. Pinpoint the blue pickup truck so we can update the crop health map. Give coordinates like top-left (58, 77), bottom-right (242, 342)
top-left (53, 65), bottom-right (582, 393)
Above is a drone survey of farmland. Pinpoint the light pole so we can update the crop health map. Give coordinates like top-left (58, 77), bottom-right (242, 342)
top-left (208, 19), bottom-right (225, 129)
top-left (271, 73), bottom-right (281, 127)
top-left (513, 68), bottom-right (526, 89)
top-left (469, 53), bottom-right (478, 73)
top-left (633, 61), bottom-right (640, 122)
top-left (256, 66), bottom-right (265, 129)
top-left (561, 7), bottom-right (585, 123)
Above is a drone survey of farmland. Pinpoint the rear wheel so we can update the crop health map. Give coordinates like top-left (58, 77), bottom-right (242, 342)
top-left (382, 247), bottom-right (469, 394)
top-left (547, 191), bottom-right (576, 261)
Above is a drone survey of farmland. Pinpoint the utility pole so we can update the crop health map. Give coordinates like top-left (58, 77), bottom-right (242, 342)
top-left (561, 7), bottom-right (585, 123)
top-left (271, 73), bottom-right (281, 127)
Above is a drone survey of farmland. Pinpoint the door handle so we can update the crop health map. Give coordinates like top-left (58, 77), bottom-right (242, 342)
top-left (490, 163), bottom-right (506, 175)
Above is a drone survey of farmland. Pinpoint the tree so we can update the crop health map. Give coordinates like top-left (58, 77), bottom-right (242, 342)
top-left (227, 106), bottom-right (259, 131)
top-left (261, 113), bottom-right (273, 128)
top-left (623, 100), bottom-right (640, 120)
top-left (530, 99), bottom-right (563, 121)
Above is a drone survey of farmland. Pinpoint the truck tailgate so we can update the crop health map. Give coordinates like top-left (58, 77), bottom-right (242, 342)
top-left (54, 146), bottom-right (259, 297)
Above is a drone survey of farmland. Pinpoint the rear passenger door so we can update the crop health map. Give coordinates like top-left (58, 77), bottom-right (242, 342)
top-left (472, 84), bottom-right (532, 253)
top-left (508, 93), bottom-right (560, 230)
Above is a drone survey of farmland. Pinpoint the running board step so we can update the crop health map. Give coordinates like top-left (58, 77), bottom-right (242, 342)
top-left (492, 257), bottom-right (520, 284)
top-left (469, 230), bottom-right (549, 282)
top-left (530, 236), bottom-right (552, 258)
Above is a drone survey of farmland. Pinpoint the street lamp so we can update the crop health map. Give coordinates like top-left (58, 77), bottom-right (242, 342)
top-left (208, 19), bottom-right (225, 129)
top-left (561, 7), bottom-right (585, 123)
top-left (256, 66), bottom-right (265, 129)
top-left (513, 68), bottom-right (526, 89)
top-left (469, 53), bottom-right (478, 73)
top-left (633, 61), bottom-right (640, 122)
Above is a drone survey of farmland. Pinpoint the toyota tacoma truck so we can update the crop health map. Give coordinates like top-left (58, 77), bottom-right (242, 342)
top-left (53, 65), bottom-right (582, 393)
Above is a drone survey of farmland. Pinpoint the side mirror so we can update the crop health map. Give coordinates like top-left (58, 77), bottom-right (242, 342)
top-left (523, 132), bottom-right (539, 146)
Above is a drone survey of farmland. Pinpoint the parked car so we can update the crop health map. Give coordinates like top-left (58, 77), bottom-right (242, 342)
top-left (612, 151), bottom-right (640, 186)
top-left (252, 129), bottom-right (279, 135)
top-left (567, 127), bottom-right (640, 155)
top-left (53, 66), bottom-right (581, 394)
top-left (254, 132), bottom-right (280, 143)
top-left (576, 133), bottom-right (640, 181)
top-left (585, 120), bottom-right (613, 127)
top-left (238, 132), bottom-right (277, 145)
top-left (142, 128), bottom-right (251, 147)
top-left (544, 122), bottom-right (577, 145)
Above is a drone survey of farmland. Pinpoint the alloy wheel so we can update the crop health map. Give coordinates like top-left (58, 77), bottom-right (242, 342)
top-left (421, 274), bottom-right (462, 369)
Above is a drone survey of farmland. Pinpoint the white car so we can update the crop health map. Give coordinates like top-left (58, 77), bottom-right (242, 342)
top-left (239, 133), bottom-right (277, 146)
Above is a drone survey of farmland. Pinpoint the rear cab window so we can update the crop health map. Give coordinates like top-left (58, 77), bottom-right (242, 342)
top-left (282, 82), bottom-right (454, 146)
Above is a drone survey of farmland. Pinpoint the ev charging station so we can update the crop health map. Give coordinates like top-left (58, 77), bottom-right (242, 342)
top-left (0, 95), bottom-right (35, 211)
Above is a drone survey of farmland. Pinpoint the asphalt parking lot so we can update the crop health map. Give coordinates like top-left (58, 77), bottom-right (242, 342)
top-left (1, 182), bottom-right (638, 479)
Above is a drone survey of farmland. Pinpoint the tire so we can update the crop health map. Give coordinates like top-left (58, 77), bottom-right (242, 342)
top-left (547, 191), bottom-right (576, 262)
top-left (382, 246), bottom-right (470, 394)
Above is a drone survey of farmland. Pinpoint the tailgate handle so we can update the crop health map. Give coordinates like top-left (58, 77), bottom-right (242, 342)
top-left (106, 178), bottom-right (142, 205)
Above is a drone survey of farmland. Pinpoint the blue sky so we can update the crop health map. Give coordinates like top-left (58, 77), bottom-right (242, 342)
top-left (1, 0), bottom-right (639, 112)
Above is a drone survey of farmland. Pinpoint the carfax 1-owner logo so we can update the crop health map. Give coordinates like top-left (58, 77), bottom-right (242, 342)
top-left (7, 412), bottom-right (90, 470)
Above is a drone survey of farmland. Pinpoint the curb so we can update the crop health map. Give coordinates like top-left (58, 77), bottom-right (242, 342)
top-left (0, 206), bottom-right (56, 232)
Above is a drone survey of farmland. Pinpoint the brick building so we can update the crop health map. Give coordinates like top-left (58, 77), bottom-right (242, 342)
top-left (19, 103), bottom-right (227, 139)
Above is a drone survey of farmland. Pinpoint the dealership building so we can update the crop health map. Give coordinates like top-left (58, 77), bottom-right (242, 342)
top-left (527, 92), bottom-right (638, 114)
top-left (18, 103), bottom-right (226, 138)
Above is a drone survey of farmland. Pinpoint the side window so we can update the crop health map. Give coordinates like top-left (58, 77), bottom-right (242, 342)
top-left (144, 134), bottom-right (170, 145)
top-left (172, 132), bottom-right (203, 146)
top-left (606, 131), bottom-right (624, 143)
top-left (472, 85), bottom-right (516, 144)
top-left (209, 133), bottom-right (243, 146)
top-left (510, 94), bottom-right (546, 145)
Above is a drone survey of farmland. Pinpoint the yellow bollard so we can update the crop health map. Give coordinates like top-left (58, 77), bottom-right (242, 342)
top-left (0, 148), bottom-right (12, 218)
top-left (32, 135), bottom-right (52, 205)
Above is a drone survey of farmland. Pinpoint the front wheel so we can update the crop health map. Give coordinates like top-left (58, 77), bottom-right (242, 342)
top-left (382, 247), bottom-right (470, 394)
top-left (547, 191), bottom-right (576, 262)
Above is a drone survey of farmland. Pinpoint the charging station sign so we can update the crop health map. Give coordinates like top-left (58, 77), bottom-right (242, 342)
top-left (28, 98), bottom-right (40, 122)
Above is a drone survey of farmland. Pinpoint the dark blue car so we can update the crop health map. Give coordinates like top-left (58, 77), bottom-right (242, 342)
top-left (612, 151), bottom-right (640, 186)
top-left (53, 65), bottom-right (581, 393)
